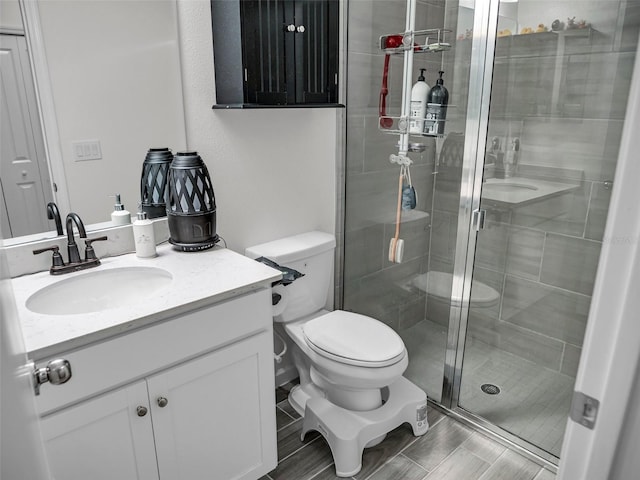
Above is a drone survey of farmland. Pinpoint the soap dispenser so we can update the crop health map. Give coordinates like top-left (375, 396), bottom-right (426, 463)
top-left (424, 70), bottom-right (449, 136)
top-left (111, 194), bottom-right (131, 225)
top-left (133, 210), bottom-right (157, 258)
top-left (409, 68), bottom-right (430, 134)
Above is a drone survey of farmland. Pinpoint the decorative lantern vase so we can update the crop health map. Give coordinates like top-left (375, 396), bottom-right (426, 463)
top-left (166, 151), bottom-right (218, 251)
top-left (140, 148), bottom-right (173, 218)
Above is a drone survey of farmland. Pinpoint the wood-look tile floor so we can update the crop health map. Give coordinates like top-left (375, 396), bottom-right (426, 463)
top-left (262, 382), bottom-right (556, 480)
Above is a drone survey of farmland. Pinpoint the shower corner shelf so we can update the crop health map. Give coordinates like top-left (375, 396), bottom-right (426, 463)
top-left (379, 28), bottom-right (452, 55)
top-left (378, 109), bottom-right (454, 137)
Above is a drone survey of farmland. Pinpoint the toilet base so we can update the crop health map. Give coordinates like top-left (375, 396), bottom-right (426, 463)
top-left (300, 376), bottom-right (429, 478)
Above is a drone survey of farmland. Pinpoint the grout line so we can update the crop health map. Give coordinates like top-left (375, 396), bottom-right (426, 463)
top-left (307, 463), bottom-right (347, 480)
top-left (399, 452), bottom-right (431, 475)
top-left (276, 403), bottom-right (296, 421)
top-left (278, 432), bottom-right (324, 464)
top-left (420, 440), bottom-right (474, 478)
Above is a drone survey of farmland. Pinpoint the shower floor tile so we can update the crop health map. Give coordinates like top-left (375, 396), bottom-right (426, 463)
top-left (399, 319), bottom-right (574, 458)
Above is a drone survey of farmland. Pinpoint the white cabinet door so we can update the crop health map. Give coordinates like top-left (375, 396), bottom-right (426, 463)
top-left (148, 331), bottom-right (277, 480)
top-left (40, 381), bottom-right (159, 480)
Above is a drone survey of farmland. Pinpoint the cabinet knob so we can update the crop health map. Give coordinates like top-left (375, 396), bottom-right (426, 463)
top-left (157, 396), bottom-right (169, 408)
top-left (136, 406), bottom-right (148, 417)
top-left (296, 25), bottom-right (305, 33)
top-left (286, 24), bottom-right (296, 32)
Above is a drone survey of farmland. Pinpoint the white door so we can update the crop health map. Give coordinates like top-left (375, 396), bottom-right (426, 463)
top-left (148, 332), bottom-right (277, 480)
top-left (40, 380), bottom-right (160, 480)
top-left (0, 34), bottom-right (52, 237)
top-left (1, 236), bottom-right (52, 479)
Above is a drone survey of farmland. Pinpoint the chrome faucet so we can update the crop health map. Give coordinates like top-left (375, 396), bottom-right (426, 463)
top-left (46, 202), bottom-right (64, 236)
top-left (33, 212), bottom-right (108, 275)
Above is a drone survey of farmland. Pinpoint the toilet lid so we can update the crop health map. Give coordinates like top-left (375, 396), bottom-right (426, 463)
top-left (302, 311), bottom-right (405, 367)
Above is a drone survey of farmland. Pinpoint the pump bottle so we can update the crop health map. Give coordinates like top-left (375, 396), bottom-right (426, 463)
top-left (409, 68), bottom-right (430, 134)
top-left (111, 194), bottom-right (131, 225)
top-left (424, 70), bottom-right (449, 136)
top-left (133, 211), bottom-right (157, 258)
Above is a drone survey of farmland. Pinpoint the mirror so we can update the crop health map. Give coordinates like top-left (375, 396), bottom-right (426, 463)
top-left (0, 0), bottom-right (186, 241)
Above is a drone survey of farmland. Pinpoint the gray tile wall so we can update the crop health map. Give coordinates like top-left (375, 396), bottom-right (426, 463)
top-left (425, 2), bottom-right (637, 378)
top-left (344, 0), bottom-right (637, 386)
top-left (343, 0), bottom-right (446, 337)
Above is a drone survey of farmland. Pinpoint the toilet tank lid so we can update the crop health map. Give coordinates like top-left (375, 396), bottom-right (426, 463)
top-left (245, 231), bottom-right (336, 264)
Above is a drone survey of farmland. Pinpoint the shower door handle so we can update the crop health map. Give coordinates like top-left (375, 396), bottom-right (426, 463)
top-left (472, 209), bottom-right (486, 231)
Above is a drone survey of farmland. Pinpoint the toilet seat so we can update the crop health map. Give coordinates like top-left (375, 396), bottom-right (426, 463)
top-left (302, 311), bottom-right (405, 367)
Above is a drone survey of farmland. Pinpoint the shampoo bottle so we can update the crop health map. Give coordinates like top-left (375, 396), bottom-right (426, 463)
top-left (133, 211), bottom-right (157, 258)
top-left (409, 68), bottom-right (430, 134)
top-left (424, 70), bottom-right (449, 136)
top-left (111, 194), bottom-right (131, 225)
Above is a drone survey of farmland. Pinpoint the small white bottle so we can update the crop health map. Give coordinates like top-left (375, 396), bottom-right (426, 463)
top-left (133, 211), bottom-right (157, 258)
top-left (111, 194), bottom-right (131, 225)
top-left (409, 68), bottom-right (430, 134)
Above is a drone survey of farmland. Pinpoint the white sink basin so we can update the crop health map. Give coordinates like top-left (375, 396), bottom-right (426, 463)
top-left (26, 267), bottom-right (173, 315)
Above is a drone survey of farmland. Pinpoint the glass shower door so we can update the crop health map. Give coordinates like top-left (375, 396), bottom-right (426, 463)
top-left (453, 0), bottom-right (639, 461)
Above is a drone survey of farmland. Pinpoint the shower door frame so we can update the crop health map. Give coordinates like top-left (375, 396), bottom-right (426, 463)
top-left (438, 0), bottom-right (560, 468)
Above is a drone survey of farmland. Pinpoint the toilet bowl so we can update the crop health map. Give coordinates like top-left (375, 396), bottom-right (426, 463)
top-left (246, 231), bottom-right (429, 477)
top-left (285, 310), bottom-right (408, 413)
top-left (403, 270), bottom-right (500, 307)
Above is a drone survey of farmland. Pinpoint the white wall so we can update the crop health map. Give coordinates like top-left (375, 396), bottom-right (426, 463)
top-left (37, 0), bottom-right (187, 224)
top-left (176, 0), bottom-right (338, 254)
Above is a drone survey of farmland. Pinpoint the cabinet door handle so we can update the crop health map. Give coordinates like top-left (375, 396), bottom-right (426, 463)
top-left (286, 24), bottom-right (296, 32)
top-left (32, 358), bottom-right (72, 395)
top-left (136, 406), bottom-right (148, 417)
top-left (157, 396), bottom-right (169, 408)
top-left (296, 25), bottom-right (306, 33)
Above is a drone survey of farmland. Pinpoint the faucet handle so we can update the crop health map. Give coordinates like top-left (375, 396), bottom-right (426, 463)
top-left (84, 236), bottom-right (108, 261)
top-left (33, 245), bottom-right (65, 270)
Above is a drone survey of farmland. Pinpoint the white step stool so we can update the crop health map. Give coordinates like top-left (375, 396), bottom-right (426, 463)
top-left (299, 376), bottom-right (429, 477)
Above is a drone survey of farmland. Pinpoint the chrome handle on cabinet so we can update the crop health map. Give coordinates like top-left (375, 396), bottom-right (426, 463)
top-left (32, 358), bottom-right (72, 395)
top-left (136, 406), bottom-right (148, 417)
top-left (286, 24), bottom-right (296, 32)
top-left (157, 397), bottom-right (168, 408)
top-left (296, 25), bottom-right (305, 33)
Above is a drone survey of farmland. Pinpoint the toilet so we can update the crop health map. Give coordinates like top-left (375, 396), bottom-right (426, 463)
top-left (246, 231), bottom-right (429, 477)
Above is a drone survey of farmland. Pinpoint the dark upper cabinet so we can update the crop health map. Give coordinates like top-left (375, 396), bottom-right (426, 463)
top-left (211, 0), bottom-right (340, 108)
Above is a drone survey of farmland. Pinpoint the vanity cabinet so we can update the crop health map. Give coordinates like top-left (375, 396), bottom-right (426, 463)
top-left (211, 0), bottom-right (340, 107)
top-left (41, 381), bottom-right (159, 479)
top-left (35, 289), bottom-right (277, 480)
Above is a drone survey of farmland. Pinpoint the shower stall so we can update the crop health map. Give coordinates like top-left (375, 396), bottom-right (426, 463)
top-left (342, 0), bottom-right (639, 465)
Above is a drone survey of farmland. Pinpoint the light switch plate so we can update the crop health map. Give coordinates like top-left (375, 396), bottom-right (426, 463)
top-left (72, 140), bottom-right (102, 161)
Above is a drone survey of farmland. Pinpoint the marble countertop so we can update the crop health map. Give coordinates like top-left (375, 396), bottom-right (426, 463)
top-left (481, 176), bottom-right (579, 206)
top-left (11, 244), bottom-right (282, 360)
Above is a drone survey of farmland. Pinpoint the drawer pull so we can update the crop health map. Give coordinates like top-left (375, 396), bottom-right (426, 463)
top-left (157, 396), bottom-right (168, 408)
top-left (136, 406), bottom-right (148, 417)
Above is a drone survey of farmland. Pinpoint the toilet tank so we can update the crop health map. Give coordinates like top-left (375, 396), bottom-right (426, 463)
top-left (245, 231), bottom-right (336, 323)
